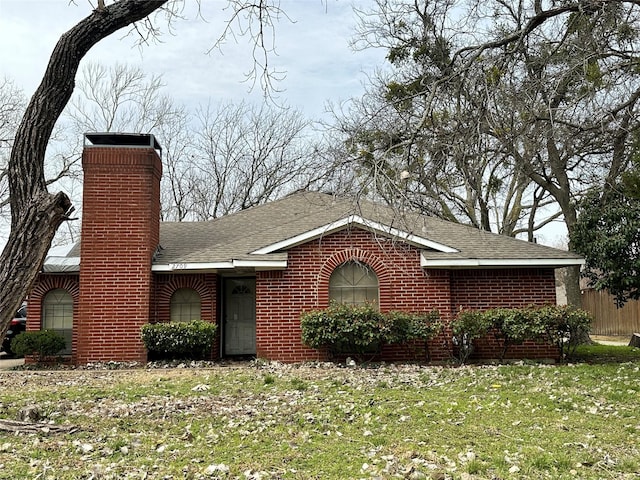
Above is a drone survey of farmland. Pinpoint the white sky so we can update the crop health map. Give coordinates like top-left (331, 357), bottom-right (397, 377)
top-left (0, 0), bottom-right (385, 120)
top-left (0, 0), bottom-right (568, 246)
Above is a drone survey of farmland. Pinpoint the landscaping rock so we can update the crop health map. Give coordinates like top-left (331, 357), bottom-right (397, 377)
top-left (17, 404), bottom-right (41, 422)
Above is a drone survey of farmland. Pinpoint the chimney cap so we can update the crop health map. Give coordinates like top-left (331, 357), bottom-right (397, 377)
top-left (84, 133), bottom-right (162, 156)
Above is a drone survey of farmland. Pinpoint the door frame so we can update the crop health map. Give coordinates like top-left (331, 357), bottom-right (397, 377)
top-left (221, 276), bottom-right (257, 357)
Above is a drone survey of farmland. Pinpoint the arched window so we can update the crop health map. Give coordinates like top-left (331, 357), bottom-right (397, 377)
top-left (42, 289), bottom-right (73, 355)
top-left (170, 288), bottom-right (201, 322)
top-left (329, 261), bottom-right (379, 306)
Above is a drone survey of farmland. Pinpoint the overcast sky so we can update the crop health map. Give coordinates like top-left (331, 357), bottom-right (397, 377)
top-left (0, 0), bottom-right (386, 120)
top-left (0, 0), bottom-right (568, 246)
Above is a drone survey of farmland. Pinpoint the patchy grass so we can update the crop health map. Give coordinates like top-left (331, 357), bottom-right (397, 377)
top-left (572, 342), bottom-right (640, 363)
top-left (0, 361), bottom-right (638, 479)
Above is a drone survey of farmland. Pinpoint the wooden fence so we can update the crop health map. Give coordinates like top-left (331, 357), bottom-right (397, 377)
top-left (581, 288), bottom-right (640, 336)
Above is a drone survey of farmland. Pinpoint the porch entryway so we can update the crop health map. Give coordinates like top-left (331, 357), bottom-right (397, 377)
top-left (223, 278), bottom-right (256, 356)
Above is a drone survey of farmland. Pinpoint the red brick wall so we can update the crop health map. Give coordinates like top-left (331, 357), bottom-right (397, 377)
top-left (450, 269), bottom-right (559, 360)
top-left (151, 273), bottom-right (220, 358)
top-left (255, 228), bottom-right (453, 362)
top-left (76, 145), bottom-right (162, 363)
top-left (450, 269), bottom-right (557, 310)
top-left (255, 230), bottom-right (559, 363)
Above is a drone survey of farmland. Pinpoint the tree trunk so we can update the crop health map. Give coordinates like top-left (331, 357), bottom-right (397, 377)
top-left (0, 0), bottom-right (168, 337)
top-left (563, 207), bottom-right (593, 343)
top-left (564, 264), bottom-right (582, 307)
top-left (562, 206), bottom-right (582, 308)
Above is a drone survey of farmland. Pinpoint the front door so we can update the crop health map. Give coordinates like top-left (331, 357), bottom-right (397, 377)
top-left (224, 278), bottom-right (256, 355)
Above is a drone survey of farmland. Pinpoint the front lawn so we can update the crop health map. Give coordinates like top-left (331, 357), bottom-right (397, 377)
top-left (0, 360), bottom-right (638, 479)
top-left (572, 342), bottom-right (640, 363)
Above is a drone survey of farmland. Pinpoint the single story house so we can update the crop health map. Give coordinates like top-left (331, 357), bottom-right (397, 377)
top-left (27, 133), bottom-right (584, 364)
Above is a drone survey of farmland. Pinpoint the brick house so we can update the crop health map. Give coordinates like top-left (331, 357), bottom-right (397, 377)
top-left (28, 133), bottom-right (584, 364)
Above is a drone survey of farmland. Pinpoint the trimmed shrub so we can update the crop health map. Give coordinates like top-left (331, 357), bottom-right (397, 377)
top-left (385, 310), bottom-right (443, 361)
top-left (534, 304), bottom-right (592, 360)
top-left (10, 330), bottom-right (66, 362)
top-left (451, 309), bottom-right (493, 364)
top-left (300, 303), bottom-right (387, 357)
top-left (141, 320), bottom-right (217, 360)
top-left (385, 310), bottom-right (442, 344)
top-left (488, 307), bottom-right (546, 360)
top-left (451, 305), bottom-right (593, 363)
top-left (300, 303), bottom-right (441, 360)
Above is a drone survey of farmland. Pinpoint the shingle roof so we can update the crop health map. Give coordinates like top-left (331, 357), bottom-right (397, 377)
top-left (44, 191), bottom-right (583, 273)
top-left (155, 191), bottom-right (582, 267)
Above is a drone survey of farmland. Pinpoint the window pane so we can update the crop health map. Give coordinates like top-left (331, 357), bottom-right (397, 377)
top-left (329, 262), bottom-right (379, 306)
top-left (42, 289), bottom-right (73, 355)
top-left (170, 288), bottom-right (201, 322)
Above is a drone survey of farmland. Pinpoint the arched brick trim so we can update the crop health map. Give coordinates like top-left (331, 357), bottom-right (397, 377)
top-left (316, 249), bottom-right (391, 310)
top-left (30, 275), bottom-right (80, 302)
top-left (153, 274), bottom-right (216, 325)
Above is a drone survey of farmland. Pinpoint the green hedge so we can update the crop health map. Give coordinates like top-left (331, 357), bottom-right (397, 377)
top-left (300, 303), bottom-right (441, 359)
top-left (10, 330), bottom-right (66, 362)
top-left (451, 305), bottom-right (593, 363)
top-left (384, 310), bottom-right (443, 344)
top-left (451, 310), bottom-right (494, 364)
top-left (141, 320), bottom-right (217, 360)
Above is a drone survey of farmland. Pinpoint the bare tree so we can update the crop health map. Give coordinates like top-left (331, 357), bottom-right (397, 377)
top-left (186, 100), bottom-right (324, 219)
top-left (64, 62), bottom-right (340, 222)
top-left (0, 78), bottom-right (27, 217)
top-left (1, 78), bottom-right (88, 248)
top-left (335, 0), bottom-right (640, 305)
top-left (0, 0), bottom-right (289, 338)
top-left (157, 111), bottom-right (196, 222)
top-left (67, 62), bottom-right (185, 134)
top-left (32, 61), bottom-right (331, 225)
top-left (63, 62), bottom-right (191, 228)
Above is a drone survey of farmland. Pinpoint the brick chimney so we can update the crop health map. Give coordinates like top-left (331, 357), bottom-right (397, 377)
top-left (76, 133), bottom-right (162, 363)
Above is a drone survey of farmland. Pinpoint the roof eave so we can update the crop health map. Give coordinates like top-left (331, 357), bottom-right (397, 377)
top-left (251, 214), bottom-right (458, 254)
top-left (42, 257), bottom-right (81, 273)
top-left (420, 256), bottom-right (585, 269)
top-left (151, 259), bottom-right (288, 273)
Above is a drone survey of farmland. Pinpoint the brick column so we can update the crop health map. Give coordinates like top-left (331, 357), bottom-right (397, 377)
top-left (76, 134), bottom-right (162, 363)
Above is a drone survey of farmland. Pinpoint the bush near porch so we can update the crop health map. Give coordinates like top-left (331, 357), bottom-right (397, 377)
top-left (10, 330), bottom-right (66, 362)
top-left (141, 320), bottom-right (217, 360)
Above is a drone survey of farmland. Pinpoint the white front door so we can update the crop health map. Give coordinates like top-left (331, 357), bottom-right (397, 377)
top-left (224, 278), bottom-right (256, 355)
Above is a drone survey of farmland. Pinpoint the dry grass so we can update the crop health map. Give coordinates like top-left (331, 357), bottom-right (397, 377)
top-left (0, 360), bottom-right (638, 479)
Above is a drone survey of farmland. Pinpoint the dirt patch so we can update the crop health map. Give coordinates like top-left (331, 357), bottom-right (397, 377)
top-left (0, 356), bottom-right (25, 369)
top-left (591, 335), bottom-right (633, 346)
